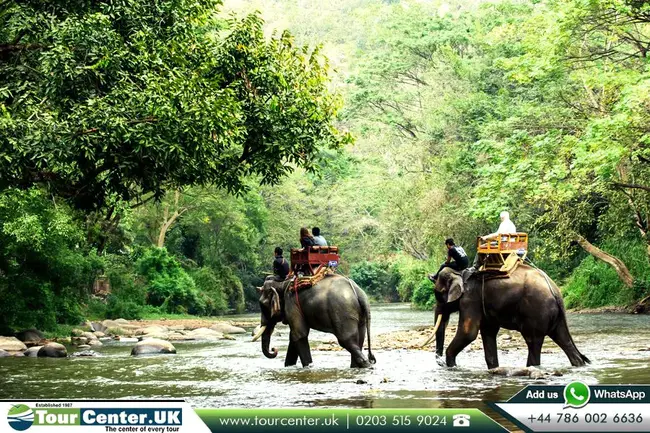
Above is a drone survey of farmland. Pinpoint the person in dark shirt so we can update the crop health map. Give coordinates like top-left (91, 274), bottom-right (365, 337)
top-left (430, 238), bottom-right (469, 281)
top-left (300, 227), bottom-right (315, 248)
top-left (271, 247), bottom-right (290, 281)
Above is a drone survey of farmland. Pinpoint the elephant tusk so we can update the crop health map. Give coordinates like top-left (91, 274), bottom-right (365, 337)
top-left (251, 325), bottom-right (267, 342)
top-left (421, 315), bottom-right (443, 348)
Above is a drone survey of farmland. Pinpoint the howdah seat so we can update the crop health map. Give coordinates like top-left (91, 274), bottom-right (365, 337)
top-left (476, 233), bottom-right (528, 273)
top-left (290, 246), bottom-right (340, 276)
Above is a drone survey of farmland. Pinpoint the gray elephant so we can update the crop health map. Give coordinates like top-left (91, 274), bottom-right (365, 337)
top-left (253, 274), bottom-right (376, 368)
top-left (426, 265), bottom-right (589, 368)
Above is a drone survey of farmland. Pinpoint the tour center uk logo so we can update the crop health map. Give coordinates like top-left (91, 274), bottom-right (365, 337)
top-left (7, 404), bottom-right (34, 431)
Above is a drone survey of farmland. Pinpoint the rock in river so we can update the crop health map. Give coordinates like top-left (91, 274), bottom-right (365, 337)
top-left (0, 336), bottom-right (27, 353)
top-left (24, 346), bottom-right (43, 357)
top-left (72, 350), bottom-right (100, 357)
top-left (37, 343), bottom-right (68, 358)
top-left (187, 328), bottom-right (224, 340)
top-left (210, 323), bottom-right (246, 334)
top-left (131, 339), bottom-right (176, 356)
top-left (16, 328), bottom-right (45, 345)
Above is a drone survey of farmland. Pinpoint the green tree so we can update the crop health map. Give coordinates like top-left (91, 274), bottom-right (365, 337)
top-left (0, 0), bottom-right (348, 214)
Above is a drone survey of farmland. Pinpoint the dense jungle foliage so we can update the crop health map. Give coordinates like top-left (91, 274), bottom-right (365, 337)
top-left (1, 0), bottom-right (649, 332)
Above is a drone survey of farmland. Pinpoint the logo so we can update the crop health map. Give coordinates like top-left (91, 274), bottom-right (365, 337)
top-left (7, 404), bottom-right (34, 431)
top-left (452, 414), bottom-right (471, 427)
top-left (564, 381), bottom-right (591, 408)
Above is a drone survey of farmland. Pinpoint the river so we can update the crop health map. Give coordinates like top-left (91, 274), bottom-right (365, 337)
top-left (1, 305), bottom-right (649, 416)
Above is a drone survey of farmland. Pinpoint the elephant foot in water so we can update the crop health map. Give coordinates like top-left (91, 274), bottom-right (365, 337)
top-left (351, 356), bottom-right (374, 369)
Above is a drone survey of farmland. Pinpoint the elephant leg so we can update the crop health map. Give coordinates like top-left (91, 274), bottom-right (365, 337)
top-left (548, 322), bottom-right (587, 367)
top-left (358, 322), bottom-right (366, 353)
top-left (524, 334), bottom-right (544, 367)
top-left (435, 310), bottom-right (450, 357)
top-left (285, 335), bottom-right (299, 367)
top-left (296, 337), bottom-right (313, 367)
top-left (446, 311), bottom-right (480, 367)
top-left (338, 334), bottom-right (370, 368)
top-left (480, 323), bottom-right (500, 369)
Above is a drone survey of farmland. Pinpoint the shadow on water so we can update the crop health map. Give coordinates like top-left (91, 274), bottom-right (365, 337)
top-left (1, 304), bottom-right (649, 421)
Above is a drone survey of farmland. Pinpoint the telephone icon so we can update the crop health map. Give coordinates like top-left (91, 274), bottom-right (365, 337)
top-left (452, 414), bottom-right (471, 427)
top-left (570, 387), bottom-right (585, 401)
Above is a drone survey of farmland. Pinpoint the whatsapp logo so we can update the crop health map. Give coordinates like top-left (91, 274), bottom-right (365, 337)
top-left (564, 381), bottom-right (591, 408)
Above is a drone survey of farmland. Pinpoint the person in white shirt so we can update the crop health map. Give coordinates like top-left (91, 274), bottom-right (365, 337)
top-left (481, 211), bottom-right (517, 241)
top-left (312, 227), bottom-right (328, 246)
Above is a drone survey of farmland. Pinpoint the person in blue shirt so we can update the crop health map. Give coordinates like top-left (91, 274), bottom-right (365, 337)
top-left (430, 238), bottom-right (469, 281)
top-left (312, 227), bottom-right (328, 246)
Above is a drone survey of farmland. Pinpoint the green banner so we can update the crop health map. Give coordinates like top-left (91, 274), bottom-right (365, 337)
top-left (195, 408), bottom-right (506, 433)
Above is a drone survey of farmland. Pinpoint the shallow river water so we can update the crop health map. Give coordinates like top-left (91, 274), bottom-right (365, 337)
top-left (1, 305), bottom-right (649, 417)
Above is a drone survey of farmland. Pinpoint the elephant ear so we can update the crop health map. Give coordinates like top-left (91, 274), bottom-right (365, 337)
top-left (447, 282), bottom-right (464, 303)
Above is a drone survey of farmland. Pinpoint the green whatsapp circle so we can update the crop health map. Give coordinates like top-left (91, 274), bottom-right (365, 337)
top-left (564, 381), bottom-right (591, 408)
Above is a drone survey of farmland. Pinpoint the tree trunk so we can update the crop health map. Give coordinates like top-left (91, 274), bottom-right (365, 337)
top-left (574, 235), bottom-right (634, 288)
top-left (156, 190), bottom-right (188, 248)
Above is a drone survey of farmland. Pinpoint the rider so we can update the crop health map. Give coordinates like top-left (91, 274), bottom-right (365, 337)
top-left (300, 227), bottom-right (316, 248)
top-left (270, 247), bottom-right (289, 282)
top-left (481, 211), bottom-right (516, 241)
top-left (312, 227), bottom-right (328, 246)
top-left (430, 238), bottom-right (469, 281)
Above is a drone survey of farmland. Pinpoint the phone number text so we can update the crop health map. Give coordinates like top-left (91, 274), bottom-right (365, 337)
top-left (529, 413), bottom-right (643, 424)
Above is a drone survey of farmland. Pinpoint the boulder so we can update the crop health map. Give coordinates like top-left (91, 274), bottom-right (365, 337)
top-left (138, 333), bottom-right (169, 341)
top-left (72, 350), bottom-right (100, 357)
top-left (167, 333), bottom-right (191, 341)
top-left (0, 336), bottom-right (27, 353)
top-left (90, 321), bottom-right (108, 333)
top-left (114, 318), bottom-right (130, 325)
top-left (77, 344), bottom-right (91, 349)
top-left (71, 328), bottom-right (85, 337)
top-left (93, 331), bottom-right (106, 338)
top-left (12, 352), bottom-right (25, 357)
top-left (0, 349), bottom-right (10, 357)
top-left (37, 343), bottom-right (67, 358)
top-left (210, 323), bottom-right (246, 334)
top-left (72, 337), bottom-right (88, 345)
top-left (81, 332), bottom-right (98, 341)
top-left (168, 325), bottom-right (186, 331)
top-left (115, 337), bottom-right (138, 344)
top-left (134, 325), bottom-right (168, 336)
top-left (15, 328), bottom-right (45, 345)
top-left (187, 328), bottom-right (224, 340)
top-left (88, 339), bottom-right (103, 347)
top-left (24, 346), bottom-right (43, 357)
top-left (131, 339), bottom-right (176, 356)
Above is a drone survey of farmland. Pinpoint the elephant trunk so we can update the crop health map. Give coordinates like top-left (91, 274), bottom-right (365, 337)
top-left (261, 322), bottom-right (278, 359)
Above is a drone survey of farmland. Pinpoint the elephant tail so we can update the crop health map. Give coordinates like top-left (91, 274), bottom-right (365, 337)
top-left (350, 278), bottom-right (376, 364)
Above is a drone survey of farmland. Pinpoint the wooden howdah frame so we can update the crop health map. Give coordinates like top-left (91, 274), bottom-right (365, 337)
top-left (290, 246), bottom-right (340, 276)
top-left (476, 233), bottom-right (528, 273)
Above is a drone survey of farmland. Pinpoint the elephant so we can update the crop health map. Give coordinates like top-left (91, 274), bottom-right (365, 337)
top-left (425, 264), bottom-right (590, 368)
top-left (253, 274), bottom-right (376, 368)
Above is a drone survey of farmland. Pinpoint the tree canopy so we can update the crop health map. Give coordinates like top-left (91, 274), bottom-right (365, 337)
top-left (0, 0), bottom-right (348, 212)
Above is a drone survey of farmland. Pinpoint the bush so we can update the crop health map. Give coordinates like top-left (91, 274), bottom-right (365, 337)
top-left (190, 267), bottom-right (229, 316)
top-left (563, 238), bottom-right (650, 308)
top-left (0, 188), bottom-right (102, 331)
top-left (389, 257), bottom-right (431, 302)
top-left (136, 247), bottom-right (204, 314)
top-left (350, 261), bottom-right (399, 301)
top-left (105, 296), bottom-right (145, 320)
top-left (411, 278), bottom-right (436, 310)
